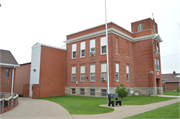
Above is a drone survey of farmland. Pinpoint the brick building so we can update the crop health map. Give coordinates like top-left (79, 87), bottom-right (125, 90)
top-left (162, 71), bottom-right (180, 91)
top-left (29, 18), bottom-right (163, 98)
top-left (0, 50), bottom-right (19, 96)
top-left (14, 62), bottom-right (31, 95)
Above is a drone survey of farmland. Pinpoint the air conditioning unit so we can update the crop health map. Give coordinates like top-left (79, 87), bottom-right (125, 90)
top-left (101, 77), bottom-right (106, 81)
top-left (90, 52), bottom-right (95, 56)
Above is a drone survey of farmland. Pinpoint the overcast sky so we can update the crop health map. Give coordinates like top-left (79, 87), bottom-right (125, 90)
top-left (0, 0), bottom-right (179, 74)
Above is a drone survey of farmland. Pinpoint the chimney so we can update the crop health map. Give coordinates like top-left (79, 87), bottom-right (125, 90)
top-left (173, 71), bottom-right (176, 74)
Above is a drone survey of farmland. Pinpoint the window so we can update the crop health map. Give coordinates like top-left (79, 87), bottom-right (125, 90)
top-left (126, 65), bottom-right (129, 82)
top-left (81, 42), bottom-right (85, 57)
top-left (138, 24), bottom-right (143, 31)
top-left (72, 88), bottom-right (75, 94)
top-left (155, 59), bottom-right (157, 70)
top-left (153, 41), bottom-right (155, 51)
top-left (153, 25), bottom-right (155, 31)
top-left (157, 59), bottom-right (160, 70)
top-left (80, 66), bottom-right (85, 81)
top-left (71, 67), bottom-right (76, 81)
top-left (72, 44), bottom-right (76, 59)
top-left (90, 65), bottom-right (95, 81)
top-left (115, 37), bottom-right (119, 54)
top-left (90, 39), bottom-right (95, 56)
top-left (126, 42), bottom-right (129, 57)
top-left (90, 89), bottom-right (95, 96)
top-left (156, 42), bottom-right (159, 52)
top-left (101, 63), bottom-right (107, 80)
top-left (80, 88), bottom-right (85, 95)
top-left (116, 63), bottom-right (119, 81)
top-left (5, 68), bottom-right (10, 77)
top-left (101, 37), bottom-right (107, 54)
top-left (101, 89), bottom-right (107, 96)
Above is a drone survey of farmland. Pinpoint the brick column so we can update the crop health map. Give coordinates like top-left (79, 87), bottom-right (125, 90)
top-left (9, 98), bottom-right (13, 109)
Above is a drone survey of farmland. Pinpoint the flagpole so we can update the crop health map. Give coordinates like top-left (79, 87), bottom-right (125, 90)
top-left (105, 0), bottom-right (109, 94)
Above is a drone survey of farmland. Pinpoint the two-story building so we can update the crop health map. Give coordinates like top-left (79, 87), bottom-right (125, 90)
top-left (29, 18), bottom-right (163, 98)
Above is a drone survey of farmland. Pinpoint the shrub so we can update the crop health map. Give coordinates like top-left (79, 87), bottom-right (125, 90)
top-left (116, 83), bottom-right (128, 100)
top-left (177, 87), bottom-right (180, 92)
top-left (4, 100), bottom-right (8, 107)
top-left (19, 94), bottom-right (23, 97)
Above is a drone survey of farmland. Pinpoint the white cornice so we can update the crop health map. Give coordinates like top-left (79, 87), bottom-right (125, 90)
top-left (64, 28), bottom-right (163, 44)
top-left (32, 42), bottom-right (66, 50)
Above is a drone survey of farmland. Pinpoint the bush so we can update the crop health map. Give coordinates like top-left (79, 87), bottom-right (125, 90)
top-left (177, 87), bottom-right (180, 92)
top-left (116, 83), bottom-right (128, 100)
top-left (4, 100), bottom-right (8, 107)
top-left (19, 94), bottom-right (23, 97)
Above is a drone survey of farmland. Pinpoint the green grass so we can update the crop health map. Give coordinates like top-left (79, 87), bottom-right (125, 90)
top-left (163, 91), bottom-right (180, 96)
top-left (126, 102), bottom-right (180, 118)
top-left (40, 96), bottom-right (176, 114)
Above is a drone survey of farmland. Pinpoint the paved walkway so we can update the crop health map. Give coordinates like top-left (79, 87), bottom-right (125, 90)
top-left (0, 96), bottom-right (179, 119)
top-left (0, 97), bottom-right (73, 119)
top-left (72, 98), bottom-right (180, 119)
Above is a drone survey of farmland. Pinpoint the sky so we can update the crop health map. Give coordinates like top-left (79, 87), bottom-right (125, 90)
top-left (0, 0), bottom-right (179, 74)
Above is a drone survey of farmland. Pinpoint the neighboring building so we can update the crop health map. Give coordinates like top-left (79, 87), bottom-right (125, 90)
top-left (162, 71), bottom-right (180, 91)
top-left (0, 49), bottom-right (19, 95)
top-left (14, 62), bottom-right (31, 95)
top-left (29, 18), bottom-right (163, 98)
top-left (29, 43), bottom-right (66, 98)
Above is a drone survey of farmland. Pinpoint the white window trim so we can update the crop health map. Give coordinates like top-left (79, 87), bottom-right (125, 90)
top-left (116, 63), bottom-right (119, 81)
top-left (100, 37), bottom-right (107, 55)
top-left (138, 24), bottom-right (143, 31)
top-left (80, 42), bottom-right (85, 58)
top-left (101, 63), bottom-right (107, 78)
top-left (80, 66), bottom-right (85, 81)
top-left (72, 44), bottom-right (76, 59)
top-left (90, 64), bottom-right (95, 81)
top-left (90, 39), bottom-right (95, 56)
top-left (71, 67), bottom-right (76, 81)
top-left (126, 65), bottom-right (130, 82)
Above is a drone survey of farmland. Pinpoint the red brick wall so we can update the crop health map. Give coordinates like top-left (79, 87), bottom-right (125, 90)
top-left (38, 46), bottom-right (66, 98)
top-left (1, 67), bottom-right (13, 92)
top-left (32, 84), bottom-right (40, 98)
top-left (14, 63), bottom-right (31, 94)
top-left (165, 82), bottom-right (180, 91)
top-left (23, 84), bottom-right (29, 97)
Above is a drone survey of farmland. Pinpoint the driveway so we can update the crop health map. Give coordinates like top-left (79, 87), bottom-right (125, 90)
top-left (0, 97), bottom-right (73, 119)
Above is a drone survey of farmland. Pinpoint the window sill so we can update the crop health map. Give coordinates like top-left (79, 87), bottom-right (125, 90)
top-left (126, 56), bottom-right (130, 58)
top-left (115, 53), bottom-right (120, 56)
top-left (72, 58), bottom-right (76, 60)
top-left (80, 57), bottom-right (85, 59)
top-left (127, 81), bottom-right (130, 82)
top-left (89, 80), bottom-right (96, 82)
top-left (100, 81), bottom-right (107, 82)
top-left (116, 81), bottom-right (120, 82)
top-left (100, 53), bottom-right (106, 56)
top-left (79, 80), bottom-right (85, 82)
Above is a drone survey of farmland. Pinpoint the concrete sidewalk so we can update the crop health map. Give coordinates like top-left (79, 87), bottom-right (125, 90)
top-left (158, 95), bottom-right (180, 98)
top-left (72, 98), bottom-right (180, 119)
top-left (0, 97), bottom-right (73, 119)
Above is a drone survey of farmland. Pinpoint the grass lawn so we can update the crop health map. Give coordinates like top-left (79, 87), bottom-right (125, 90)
top-left (163, 91), bottom-right (180, 96)
top-left (126, 102), bottom-right (180, 118)
top-left (40, 96), bottom-right (176, 114)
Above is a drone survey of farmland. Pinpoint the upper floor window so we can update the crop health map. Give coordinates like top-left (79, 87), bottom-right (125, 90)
top-left (90, 64), bottom-right (95, 81)
top-left (116, 63), bottom-right (119, 81)
top-left (71, 67), bottom-right (76, 81)
top-left (155, 59), bottom-right (157, 70)
top-left (153, 41), bottom-right (155, 51)
top-left (138, 24), bottom-right (143, 31)
top-left (72, 44), bottom-right (76, 59)
top-left (5, 68), bottom-right (10, 77)
top-left (153, 25), bottom-right (156, 31)
top-left (157, 59), bottom-right (160, 70)
top-left (90, 39), bottom-right (95, 56)
top-left (156, 42), bottom-right (159, 52)
top-left (80, 66), bottom-right (85, 81)
top-left (101, 37), bottom-right (107, 54)
top-left (126, 65), bottom-right (129, 82)
top-left (80, 42), bottom-right (85, 57)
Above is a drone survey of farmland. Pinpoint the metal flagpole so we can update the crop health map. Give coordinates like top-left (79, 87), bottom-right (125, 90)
top-left (104, 0), bottom-right (109, 94)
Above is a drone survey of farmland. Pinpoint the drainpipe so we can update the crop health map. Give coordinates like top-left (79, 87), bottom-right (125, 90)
top-left (11, 66), bottom-right (15, 97)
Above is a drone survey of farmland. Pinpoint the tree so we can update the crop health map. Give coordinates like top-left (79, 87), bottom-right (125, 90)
top-left (116, 83), bottom-right (128, 100)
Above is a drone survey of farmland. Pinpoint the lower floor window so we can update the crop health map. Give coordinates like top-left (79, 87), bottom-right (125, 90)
top-left (101, 89), bottom-right (107, 96)
top-left (80, 88), bottom-right (85, 95)
top-left (72, 88), bottom-right (75, 94)
top-left (81, 74), bottom-right (85, 81)
top-left (72, 74), bottom-right (76, 81)
top-left (90, 89), bottom-right (95, 96)
top-left (90, 73), bottom-right (95, 81)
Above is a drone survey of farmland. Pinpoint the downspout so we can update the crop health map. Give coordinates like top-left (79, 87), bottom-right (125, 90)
top-left (11, 66), bottom-right (15, 97)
